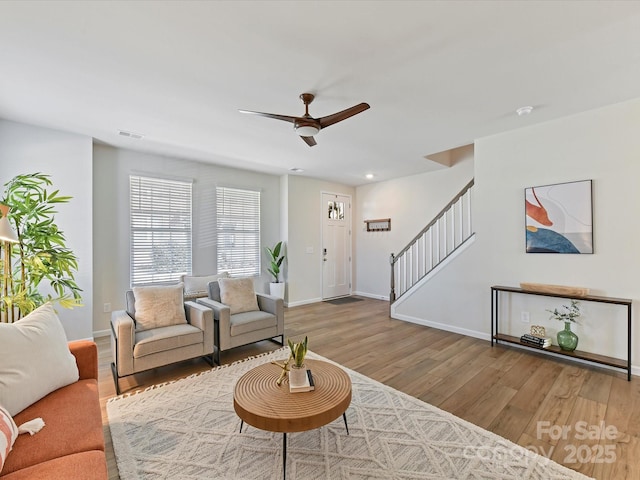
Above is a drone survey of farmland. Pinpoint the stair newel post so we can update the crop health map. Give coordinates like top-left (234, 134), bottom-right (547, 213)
top-left (389, 253), bottom-right (396, 308)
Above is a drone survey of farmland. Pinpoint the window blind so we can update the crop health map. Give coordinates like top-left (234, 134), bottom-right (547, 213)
top-left (216, 186), bottom-right (260, 277)
top-left (130, 175), bottom-right (192, 286)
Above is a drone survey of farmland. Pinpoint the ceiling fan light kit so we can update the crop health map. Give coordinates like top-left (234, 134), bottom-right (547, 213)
top-left (240, 93), bottom-right (369, 147)
top-left (295, 124), bottom-right (320, 137)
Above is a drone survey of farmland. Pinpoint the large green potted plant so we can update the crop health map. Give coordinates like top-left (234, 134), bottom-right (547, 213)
top-left (266, 240), bottom-right (285, 299)
top-left (0, 173), bottom-right (82, 322)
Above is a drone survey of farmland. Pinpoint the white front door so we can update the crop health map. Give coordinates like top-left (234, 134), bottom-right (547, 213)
top-left (322, 193), bottom-right (351, 299)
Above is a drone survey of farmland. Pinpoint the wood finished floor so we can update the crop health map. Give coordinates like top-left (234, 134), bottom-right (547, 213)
top-left (98, 297), bottom-right (640, 479)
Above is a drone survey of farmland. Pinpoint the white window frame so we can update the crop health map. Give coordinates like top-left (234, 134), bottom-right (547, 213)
top-left (130, 175), bottom-right (192, 286)
top-left (216, 186), bottom-right (261, 277)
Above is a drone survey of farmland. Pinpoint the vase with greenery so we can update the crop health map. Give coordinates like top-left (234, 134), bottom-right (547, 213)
top-left (266, 241), bottom-right (285, 298)
top-left (547, 300), bottom-right (580, 351)
top-left (287, 336), bottom-right (308, 386)
top-left (1, 173), bottom-right (82, 323)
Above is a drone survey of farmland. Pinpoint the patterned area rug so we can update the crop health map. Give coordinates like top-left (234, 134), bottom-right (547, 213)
top-left (107, 349), bottom-right (592, 480)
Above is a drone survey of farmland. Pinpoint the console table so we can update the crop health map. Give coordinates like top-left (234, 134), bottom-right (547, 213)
top-left (491, 285), bottom-right (632, 381)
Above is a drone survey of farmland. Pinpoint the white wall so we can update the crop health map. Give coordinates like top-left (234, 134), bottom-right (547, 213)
top-left (395, 97), bottom-right (640, 370)
top-left (93, 145), bottom-right (281, 334)
top-left (0, 120), bottom-right (93, 340)
top-left (354, 145), bottom-right (474, 299)
top-left (286, 175), bottom-right (355, 306)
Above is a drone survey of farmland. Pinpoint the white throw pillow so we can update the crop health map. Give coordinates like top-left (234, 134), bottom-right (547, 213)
top-left (181, 272), bottom-right (229, 300)
top-left (0, 303), bottom-right (79, 416)
top-left (218, 278), bottom-right (259, 314)
top-left (0, 404), bottom-right (18, 473)
top-left (133, 284), bottom-right (187, 331)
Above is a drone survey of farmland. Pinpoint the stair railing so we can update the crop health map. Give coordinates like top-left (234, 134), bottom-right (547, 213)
top-left (390, 179), bottom-right (474, 304)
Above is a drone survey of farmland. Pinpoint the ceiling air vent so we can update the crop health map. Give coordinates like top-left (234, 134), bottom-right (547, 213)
top-left (118, 130), bottom-right (144, 140)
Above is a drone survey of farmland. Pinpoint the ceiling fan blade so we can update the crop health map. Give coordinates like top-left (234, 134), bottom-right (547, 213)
top-left (238, 110), bottom-right (297, 124)
top-left (318, 103), bottom-right (370, 129)
top-left (301, 135), bottom-right (317, 147)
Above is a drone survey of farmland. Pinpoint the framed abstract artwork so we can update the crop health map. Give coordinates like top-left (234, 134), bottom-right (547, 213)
top-left (525, 179), bottom-right (593, 254)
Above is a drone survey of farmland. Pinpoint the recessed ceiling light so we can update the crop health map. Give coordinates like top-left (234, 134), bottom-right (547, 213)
top-left (516, 106), bottom-right (534, 116)
top-left (365, 173), bottom-right (375, 179)
top-left (289, 167), bottom-right (304, 173)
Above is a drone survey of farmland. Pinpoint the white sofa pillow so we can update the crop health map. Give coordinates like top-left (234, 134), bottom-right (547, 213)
top-left (218, 277), bottom-right (259, 314)
top-left (0, 303), bottom-right (79, 416)
top-left (181, 272), bottom-right (229, 300)
top-left (133, 283), bottom-right (187, 331)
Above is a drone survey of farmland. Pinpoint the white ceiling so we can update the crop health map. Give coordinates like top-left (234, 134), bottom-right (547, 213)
top-left (1, 1), bottom-right (640, 186)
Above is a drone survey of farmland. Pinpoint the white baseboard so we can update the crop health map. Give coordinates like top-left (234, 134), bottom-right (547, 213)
top-left (391, 312), bottom-right (490, 341)
top-left (93, 329), bottom-right (110, 338)
top-left (352, 291), bottom-right (389, 301)
top-left (286, 297), bottom-right (322, 308)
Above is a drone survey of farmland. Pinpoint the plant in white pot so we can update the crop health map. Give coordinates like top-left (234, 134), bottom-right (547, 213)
top-left (266, 241), bottom-right (285, 299)
top-left (288, 336), bottom-right (308, 387)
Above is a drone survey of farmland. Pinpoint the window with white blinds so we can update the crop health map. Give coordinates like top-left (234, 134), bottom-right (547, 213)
top-left (130, 175), bottom-right (192, 286)
top-left (216, 186), bottom-right (260, 277)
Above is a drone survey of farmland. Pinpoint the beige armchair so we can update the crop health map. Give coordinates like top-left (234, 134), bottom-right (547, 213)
top-left (196, 278), bottom-right (284, 365)
top-left (110, 287), bottom-right (214, 394)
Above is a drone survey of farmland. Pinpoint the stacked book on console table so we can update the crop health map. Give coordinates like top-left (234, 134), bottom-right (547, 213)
top-left (520, 333), bottom-right (551, 348)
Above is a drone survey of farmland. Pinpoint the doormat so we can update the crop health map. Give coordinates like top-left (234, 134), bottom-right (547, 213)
top-left (324, 296), bottom-right (364, 305)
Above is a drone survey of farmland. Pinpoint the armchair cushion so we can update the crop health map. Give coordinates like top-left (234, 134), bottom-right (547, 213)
top-left (181, 272), bottom-right (229, 301)
top-left (0, 303), bottom-right (79, 416)
top-left (230, 311), bottom-right (277, 337)
top-left (133, 324), bottom-right (204, 358)
top-left (218, 278), bottom-right (259, 314)
top-left (132, 284), bottom-right (187, 331)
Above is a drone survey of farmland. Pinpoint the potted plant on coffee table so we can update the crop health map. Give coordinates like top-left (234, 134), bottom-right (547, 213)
top-left (288, 336), bottom-right (308, 386)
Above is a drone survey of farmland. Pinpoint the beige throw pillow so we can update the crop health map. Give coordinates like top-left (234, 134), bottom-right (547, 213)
top-left (181, 272), bottom-right (229, 301)
top-left (218, 278), bottom-right (259, 314)
top-left (0, 303), bottom-right (79, 416)
top-left (133, 284), bottom-right (187, 331)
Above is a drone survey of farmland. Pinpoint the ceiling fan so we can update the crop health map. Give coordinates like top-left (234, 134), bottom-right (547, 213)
top-left (239, 93), bottom-right (370, 147)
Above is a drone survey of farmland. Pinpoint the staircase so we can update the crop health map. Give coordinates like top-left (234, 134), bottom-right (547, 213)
top-left (390, 179), bottom-right (474, 303)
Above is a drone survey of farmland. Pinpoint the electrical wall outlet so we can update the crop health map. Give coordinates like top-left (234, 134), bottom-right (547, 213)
top-left (521, 311), bottom-right (530, 323)
top-left (103, 303), bottom-right (111, 313)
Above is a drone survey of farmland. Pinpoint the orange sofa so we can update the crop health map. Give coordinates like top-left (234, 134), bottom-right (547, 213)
top-left (0, 340), bottom-right (108, 479)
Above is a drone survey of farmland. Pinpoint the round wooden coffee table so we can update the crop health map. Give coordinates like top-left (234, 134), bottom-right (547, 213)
top-left (234, 359), bottom-right (351, 478)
